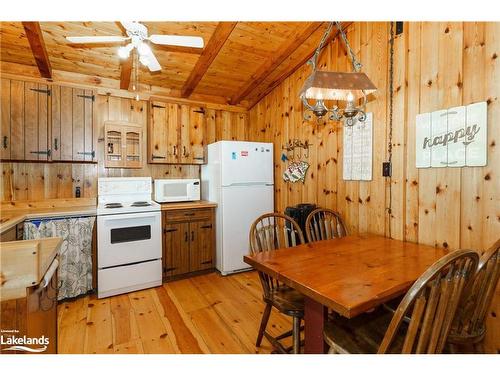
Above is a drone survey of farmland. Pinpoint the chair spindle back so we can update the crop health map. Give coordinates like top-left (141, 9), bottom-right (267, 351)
top-left (378, 250), bottom-right (479, 354)
top-left (305, 208), bottom-right (347, 243)
top-left (249, 213), bottom-right (305, 298)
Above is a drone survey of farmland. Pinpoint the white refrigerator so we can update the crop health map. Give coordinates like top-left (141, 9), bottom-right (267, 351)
top-left (202, 141), bottom-right (274, 275)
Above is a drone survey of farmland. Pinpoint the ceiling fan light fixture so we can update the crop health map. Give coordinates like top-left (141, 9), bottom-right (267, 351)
top-left (118, 44), bottom-right (132, 59)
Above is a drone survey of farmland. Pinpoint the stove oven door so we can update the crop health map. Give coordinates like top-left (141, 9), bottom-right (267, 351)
top-left (97, 211), bottom-right (162, 268)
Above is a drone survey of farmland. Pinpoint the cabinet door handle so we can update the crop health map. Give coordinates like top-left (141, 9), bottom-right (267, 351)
top-left (200, 224), bottom-right (212, 229)
top-left (54, 138), bottom-right (58, 151)
top-left (201, 260), bottom-right (212, 265)
top-left (164, 228), bottom-right (178, 233)
top-left (3, 136), bottom-right (7, 149)
top-left (184, 231), bottom-right (188, 242)
top-left (184, 212), bottom-right (195, 216)
top-left (173, 145), bottom-right (177, 156)
top-left (183, 146), bottom-right (187, 157)
top-left (191, 231), bottom-right (194, 241)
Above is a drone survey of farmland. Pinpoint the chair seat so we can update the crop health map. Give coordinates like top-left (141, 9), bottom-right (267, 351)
top-left (324, 307), bottom-right (405, 354)
top-left (265, 286), bottom-right (305, 317)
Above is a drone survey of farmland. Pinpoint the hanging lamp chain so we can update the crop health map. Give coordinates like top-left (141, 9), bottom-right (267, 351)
top-left (308, 22), bottom-right (334, 71)
top-left (335, 21), bottom-right (362, 72)
top-left (308, 22), bottom-right (362, 73)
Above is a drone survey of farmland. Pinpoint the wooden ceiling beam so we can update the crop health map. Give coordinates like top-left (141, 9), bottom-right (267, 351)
top-left (246, 22), bottom-right (353, 109)
top-left (230, 22), bottom-right (323, 105)
top-left (22, 22), bottom-right (52, 79)
top-left (181, 22), bottom-right (237, 98)
top-left (120, 58), bottom-right (132, 90)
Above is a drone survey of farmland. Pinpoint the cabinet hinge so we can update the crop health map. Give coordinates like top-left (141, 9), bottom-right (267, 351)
top-left (30, 149), bottom-right (51, 156)
top-left (164, 228), bottom-right (178, 233)
top-left (77, 151), bottom-right (96, 158)
top-left (152, 104), bottom-right (165, 109)
top-left (77, 94), bottom-right (95, 101)
top-left (30, 88), bottom-right (51, 96)
top-left (193, 108), bottom-right (205, 114)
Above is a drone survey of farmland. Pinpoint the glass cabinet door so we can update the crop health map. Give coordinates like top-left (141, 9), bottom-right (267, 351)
top-left (104, 122), bottom-right (143, 168)
top-left (125, 129), bottom-right (142, 168)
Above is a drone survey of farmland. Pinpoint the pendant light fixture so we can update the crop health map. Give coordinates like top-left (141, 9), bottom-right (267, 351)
top-left (300, 22), bottom-right (377, 126)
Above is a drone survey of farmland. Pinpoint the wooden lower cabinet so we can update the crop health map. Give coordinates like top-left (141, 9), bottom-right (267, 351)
top-left (162, 208), bottom-right (215, 280)
top-left (0, 264), bottom-right (58, 354)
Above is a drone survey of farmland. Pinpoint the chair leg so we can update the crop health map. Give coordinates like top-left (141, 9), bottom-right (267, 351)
top-left (256, 303), bottom-right (272, 347)
top-left (292, 316), bottom-right (301, 354)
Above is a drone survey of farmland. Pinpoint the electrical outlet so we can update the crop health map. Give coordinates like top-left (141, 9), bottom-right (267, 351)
top-left (75, 186), bottom-right (81, 198)
top-left (382, 162), bottom-right (392, 177)
top-left (396, 22), bottom-right (404, 35)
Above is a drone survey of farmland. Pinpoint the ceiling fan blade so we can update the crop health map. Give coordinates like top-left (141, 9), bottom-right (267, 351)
top-left (145, 50), bottom-right (161, 72)
top-left (66, 36), bottom-right (129, 44)
top-left (120, 21), bottom-right (139, 32)
top-left (149, 35), bottom-right (204, 48)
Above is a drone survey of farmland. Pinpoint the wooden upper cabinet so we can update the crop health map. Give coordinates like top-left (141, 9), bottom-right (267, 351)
top-left (148, 101), bottom-right (206, 164)
top-left (1, 79), bottom-right (12, 159)
top-left (1, 79), bottom-right (50, 161)
top-left (0, 79), bottom-right (96, 163)
top-left (148, 102), bottom-right (166, 162)
top-left (52, 86), bottom-right (96, 162)
top-left (180, 105), bottom-right (206, 164)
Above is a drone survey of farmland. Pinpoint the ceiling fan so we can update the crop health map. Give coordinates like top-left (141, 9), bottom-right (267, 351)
top-left (65, 21), bottom-right (204, 72)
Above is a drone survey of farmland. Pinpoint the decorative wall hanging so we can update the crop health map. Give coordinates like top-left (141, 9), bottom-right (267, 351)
top-left (300, 22), bottom-right (377, 125)
top-left (343, 113), bottom-right (373, 181)
top-left (282, 140), bottom-right (311, 183)
top-left (416, 101), bottom-right (487, 168)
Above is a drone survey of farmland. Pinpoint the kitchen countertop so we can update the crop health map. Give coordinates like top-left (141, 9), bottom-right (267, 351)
top-left (1, 201), bottom-right (97, 234)
top-left (160, 200), bottom-right (217, 211)
top-left (0, 237), bottom-right (62, 301)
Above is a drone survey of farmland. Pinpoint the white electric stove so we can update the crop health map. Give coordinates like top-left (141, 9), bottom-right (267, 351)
top-left (97, 177), bottom-right (162, 299)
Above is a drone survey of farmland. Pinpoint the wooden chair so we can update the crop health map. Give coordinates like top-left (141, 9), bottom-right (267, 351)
top-left (305, 208), bottom-right (347, 243)
top-left (447, 239), bottom-right (500, 353)
top-left (249, 213), bottom-right (306, 354)
top-left (323, 249), bottom-right (479, 353)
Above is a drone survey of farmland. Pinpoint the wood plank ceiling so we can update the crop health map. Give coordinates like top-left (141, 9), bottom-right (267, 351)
top-left (0, 21), bottom-right (349, 107)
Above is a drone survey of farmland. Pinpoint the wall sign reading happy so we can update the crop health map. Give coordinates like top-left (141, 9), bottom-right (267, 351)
top-left (415, 101), bottom-right (487, 168)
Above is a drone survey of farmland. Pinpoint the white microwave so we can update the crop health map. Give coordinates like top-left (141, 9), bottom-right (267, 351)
top-left (154, 178), bottom-right (201, 203)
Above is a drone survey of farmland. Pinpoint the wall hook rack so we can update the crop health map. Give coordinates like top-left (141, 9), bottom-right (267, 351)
top-left (282, 139), bottom-right (312, 159)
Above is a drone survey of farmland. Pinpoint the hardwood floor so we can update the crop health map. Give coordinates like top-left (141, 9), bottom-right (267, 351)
top-left (57, 271), bottom-right (294, 354)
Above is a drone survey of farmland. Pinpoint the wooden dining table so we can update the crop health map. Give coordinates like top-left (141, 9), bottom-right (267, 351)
top-left (243, 234), bottom-right (449, 353)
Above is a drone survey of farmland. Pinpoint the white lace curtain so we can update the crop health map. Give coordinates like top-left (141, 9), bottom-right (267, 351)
top-left (24, 216), bottom-right (95, 300)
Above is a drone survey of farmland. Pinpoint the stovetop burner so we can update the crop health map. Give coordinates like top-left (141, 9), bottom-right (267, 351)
top-left (131, 201), bottom-right (152, 207)
top-left (105, 203), bottom-right (123, 208)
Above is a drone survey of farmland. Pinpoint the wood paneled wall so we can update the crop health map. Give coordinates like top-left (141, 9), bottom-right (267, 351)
top-left (247, 22), bottom-right (499, 352)
top-left (1, 94), bottom-right (248, 201)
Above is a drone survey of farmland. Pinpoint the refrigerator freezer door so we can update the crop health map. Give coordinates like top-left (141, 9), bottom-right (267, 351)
top-left (220, 141), bottom-right (273, 186)
top-left (219, 184), bottom-right (274, 274)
